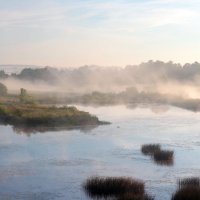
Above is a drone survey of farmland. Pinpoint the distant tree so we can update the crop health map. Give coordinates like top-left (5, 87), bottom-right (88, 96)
top-left (0, 82), bottom-right (7, 96)
top-left (19, 88), bottom-right (36, 104)
top-left (0, 70), bottom-right (8, 79)
top-left (19, 88), bottom-right (27, 103)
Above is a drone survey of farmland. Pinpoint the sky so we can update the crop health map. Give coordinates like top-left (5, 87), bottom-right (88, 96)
top-left (0, 0), bottom-right (200, 67)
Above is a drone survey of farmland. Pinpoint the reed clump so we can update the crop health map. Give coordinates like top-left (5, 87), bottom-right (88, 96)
top-left (178, 177), bottom-right (200, 189)
top-left (83, 176), bottom-right (144, 198)
top-left (141, 144), bottom-right (174, 166)
top-left (117, 193), bottom-right (154, 200)
top-left (141, 144), bottom-right (161, 156)
top-left (171, 177), bottom-right (200, 200)
top-left (83, 176), bottom-right (154, 200)
top-left (153, 150), bottom-right (174, 165)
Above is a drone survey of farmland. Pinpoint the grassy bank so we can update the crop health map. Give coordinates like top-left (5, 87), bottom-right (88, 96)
top-left (0, 103), bottom-right (109, 130)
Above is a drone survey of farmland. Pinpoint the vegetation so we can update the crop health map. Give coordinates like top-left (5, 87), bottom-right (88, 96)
top-left (0, 82), bottom-right (7, 96)
top-left (0, 103), bottom-right (108, 131)
top-left (118, 193), bottom-right (154, 200)
top-left (141, 144), bottom-right (161, 156)
top-left (141, 144), bottom-right (174, 166)
top-left (172, 187), bottom-right (200, 200)
top-left (19, 88), bottom-right (35, 104)
top-left (83, 176), bottom-right (154, 200)
top-left (172, 177), bottom-right (200, 200)
top-left (83, 177), bottom-right (144, 198)
top-left (178, 178), bottom-right (200, 189)
top-left (153, 150), bottom-right (174, 165)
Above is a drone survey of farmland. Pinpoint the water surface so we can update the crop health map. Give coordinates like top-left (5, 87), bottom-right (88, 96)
top-left (0, 105), bottom-right (200, 200)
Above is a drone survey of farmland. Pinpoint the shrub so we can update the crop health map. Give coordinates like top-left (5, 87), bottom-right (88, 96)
top-left (172, 177), bottom-right (200, 200)
top-left (118, 193), bottom-right (154, 200)
top-left (172, 186), bottom-right (200, 200)
top-left (141, 144), bottom-right (161, 155)
top-left (83, 176), bottom-right (144, 198)
top-left (178, 177), bottom-right (200, 189)
top-left (153, 150), bottom-right (174, 165)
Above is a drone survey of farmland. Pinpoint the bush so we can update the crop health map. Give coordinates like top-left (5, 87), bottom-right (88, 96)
top-left (118, 193), bottom-right (154, 200)
top-left (178, 177), bottom-right (200, 189)
top-left (141, 144), bottom-right (161, 155)
top-left (172, 177), bottom-right (200, 200)
top-left (172, 186), bottom-right (200, 200)
top-left (83, 177), bottom-right (144, 198)
top-left (153, 150), bottom-right (174, 165)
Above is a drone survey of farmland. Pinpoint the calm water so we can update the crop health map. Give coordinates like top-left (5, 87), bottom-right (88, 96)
top-left (0, 105), bottom-right (200, 200)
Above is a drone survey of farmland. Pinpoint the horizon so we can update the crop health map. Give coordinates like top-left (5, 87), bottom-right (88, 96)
top-left (1, 60), bottom-right (200, 69)
top-left (1, 0), bottom-right (200, 66)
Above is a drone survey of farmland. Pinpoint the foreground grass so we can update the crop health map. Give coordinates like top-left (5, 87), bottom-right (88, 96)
top-left (83, 176), bottom-right (154, 200)
top-left (178, 178), bottom-right (200, 189)
top-left (172, 177), bottom-right (200, 200)
top-left (117, 193), bottom-right (154, 200)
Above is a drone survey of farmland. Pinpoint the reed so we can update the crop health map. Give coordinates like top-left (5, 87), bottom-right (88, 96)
top-left (141, 144), bottom-right (161, 156)
top-left (83, 176), bottom-right (144, 198)
top-left (153, 150), bottom-right (174, 165)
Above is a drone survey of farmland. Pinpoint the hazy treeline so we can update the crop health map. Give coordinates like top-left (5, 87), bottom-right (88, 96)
top-left (1, 60), bottom-right (200, 96)
top-left (1, 60), bottom-right (200, 111)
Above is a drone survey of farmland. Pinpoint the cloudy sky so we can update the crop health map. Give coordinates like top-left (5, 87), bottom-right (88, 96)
top-left (0, 0), bottom-right (200, 67)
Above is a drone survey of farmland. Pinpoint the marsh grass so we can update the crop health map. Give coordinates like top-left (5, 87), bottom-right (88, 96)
top-left (83, 177), bottom-right (145, 199)
top-left (178, 177), bottom-right (200, 189)
top-left (141, 144), bottom-right (161, 156)
top-left (153, 150), bottom-right (174, 166)
top-left (0, 104), bottom-right (108, 129)
top-left (117, 193), bottom-right (154, 200)
top-left (171, 177), bottom-right (200, 200)
top-left (141, 144), bottom-right (174, 166)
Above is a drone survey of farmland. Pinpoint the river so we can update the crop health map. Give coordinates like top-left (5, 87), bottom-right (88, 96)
top-left (0, 105), bottom-right (200, 200)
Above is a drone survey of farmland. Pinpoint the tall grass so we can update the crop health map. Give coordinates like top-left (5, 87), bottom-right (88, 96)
top-left (141, 144), bottom-right (174, 166)
top-left (172, 177), bottom-right (200, 200)
top-left (83, 177), bottom-right (145, 198)
top-left (153, 150), bottom-right (174, 165)
top-left (141, 144), bottom-right (161, 155)
top-left (117, 193), bottom-right (154, 200)
top-left (178, 177), bottom-right (200, 189)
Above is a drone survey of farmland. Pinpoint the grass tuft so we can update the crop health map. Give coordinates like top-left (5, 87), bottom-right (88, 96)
top-left (141, 144), bottom-right (161, 156)
top-left (153, 150), bottom-right (174, 165)
top-left (117, 193), bottom-right (154, 200)
top-left (178, 177), bottom-right (200, 189)
top-left (172, 177), bottom-right (200, 200)
top-left (83, 176), bottom-right (145, 198)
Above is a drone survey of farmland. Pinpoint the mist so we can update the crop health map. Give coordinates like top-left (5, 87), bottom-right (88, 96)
top-left (2, 60), bottom-right (200, 111)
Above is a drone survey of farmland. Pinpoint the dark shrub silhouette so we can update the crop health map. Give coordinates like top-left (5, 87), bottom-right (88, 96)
top-left (178, 177), bottom-right (200, 189)
top-left (172, 186), bottom-right (200, 200)
top-left (83, 177), bottom-right (144, 198)
top-left (172, 177), bottom-right (200, 200)
top-left (153, 150), bottom-right (174, 165)
top-left (141, 144), bottom-right (161, 155)
top-left (117, 193), bottom-right (154, 200)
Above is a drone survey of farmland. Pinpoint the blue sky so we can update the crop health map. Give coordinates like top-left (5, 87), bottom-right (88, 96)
top-left (0, 0), bottom-right (200, 67)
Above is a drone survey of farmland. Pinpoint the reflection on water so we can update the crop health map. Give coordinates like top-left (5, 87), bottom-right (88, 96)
top-left (13, 124), bottom-right (99, 136)
top-left (0, 105), bottom-right (200, 200)
top-left (126, 103), bottom-right (170, 114)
